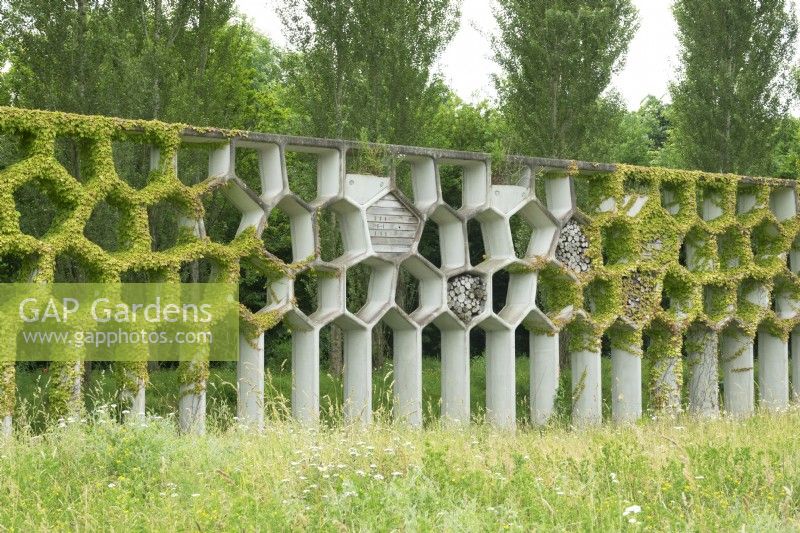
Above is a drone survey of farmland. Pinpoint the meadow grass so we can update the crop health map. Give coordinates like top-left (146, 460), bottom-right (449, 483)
top-left (3, 359), bottom-right (799, 530)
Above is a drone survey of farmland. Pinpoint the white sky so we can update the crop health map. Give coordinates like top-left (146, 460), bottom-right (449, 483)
top-left (239, 0), bottom-right (796, 111)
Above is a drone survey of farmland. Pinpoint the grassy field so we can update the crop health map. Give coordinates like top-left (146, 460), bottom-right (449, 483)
top-left (4, 359), bottom-right (799, 530)
top-left (2, 407), bottom-right (800, 530)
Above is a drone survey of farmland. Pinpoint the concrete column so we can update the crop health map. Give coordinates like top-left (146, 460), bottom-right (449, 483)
top-left (178, 361), bottom-right (207, 435)
top-left (393, 327), bottom-right (422, 426)
top-left (0, 361), bottom-right (12, 437)
top-left (292, 328), bottom-right (320, 425)
top-left (792, 329), bottom-right (800, 402)
top-left (611, 347), bottom-right (641, 423)
top-left (120, 381), bottom-right (146, 421)
top-left (721, 329), bottom-right (754, 417)
top-left (441, 327), bottom-right (470, 424)
top-left (686, 326), bottom-right (719, 417)
top-left (571, 349), bottom-right (601, 426)
top-left (237, 332), bottom-right (264, 430)
top-left (757, 330), bottom-right (789, 411)
top-left (530, 332), bottom-right (559, 425)
top-left (485, 328), bottom-right (516, 430)
top-left (343, 327), bottom-right (372, 425)
top-left (117, 362), bottom-right (146, 422)
top-left (650, 355), bottom-right (682, 414)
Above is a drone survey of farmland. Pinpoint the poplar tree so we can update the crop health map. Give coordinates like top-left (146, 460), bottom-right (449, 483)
top-left (492, 0), bottom-right (638, 159)
top-left (670, 0), bottom-right (797, 174)
top-left (278, 0), bottom-right (460, 144)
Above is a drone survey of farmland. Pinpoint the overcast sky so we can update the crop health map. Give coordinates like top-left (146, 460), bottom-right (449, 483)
top-left (237, 0), bottom-right (795, 111)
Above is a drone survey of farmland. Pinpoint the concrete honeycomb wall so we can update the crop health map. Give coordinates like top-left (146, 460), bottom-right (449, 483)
top-left (1, 107), bottom-right (799, 434)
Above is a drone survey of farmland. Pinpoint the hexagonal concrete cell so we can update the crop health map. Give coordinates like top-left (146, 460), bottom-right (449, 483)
top-left (302, 265), bottom-right (345, 324)
top-left (473, 208), bottom-right (514, 261)
top-left (716, 225), bottom-right (749, 270)
top-left (234, 141), bottom-right (285, 201)
top-left (600, 218), bottom-right (639, 266)
top-left (696, 183), bottom-right (727, 221)
top-left (679, 226), bottom-right (716, 272)
top-left (365, 192), bottom-right (421, 255)
top-left (536, 174), bottom-right (573, 220)
top-left (750, 219), bottom-right (785, 267)
top-left (736, 184), bottom-right (759, 215)
top-left (394, 155), bottom-right (437, 211)
top-left (769, 186), bottom-right (797, 222)
top-left (318, 198), bottom-right (370, 263)
top-left (284, 145), bottom-right (341, 203)
top-left (347, 258), bottom-right (395, 325)
top-left (12, 180), bottom-right (74, 239)
top-left (790, 233), bottom-right (800, 274)
top-left (496, 269), bottom-right (538, 326)
top-left (221, 178), bottom-right (268, 238)
top-left (0, 249), bottom-right (39, 282)
top-left (737, 277), bottom-right (770, 316)
top-left (83, 198), bottom-right (128, 252)
top-left (704, 282), bottom-right (735, 324)
top-left (395, 255), bottom-right (444, 323)
top-left (659, 268), bottom-right (697, 321)
top-left (262, 195), bottom-right (315, 263)
top-left (660, 182), bottom-right (684, 216)
top-left (510, 199), bottom-right (558, 259)
top-left (425, 204), bottom-right (467, 271)
top-left (436, 159), bottom-right (489, 210)
top-left (583, 277), bottom-right (618, 324)
top-left (772, 275), bottom-right (800, 319)
top-left (535, 262), bottom-right (579, 321)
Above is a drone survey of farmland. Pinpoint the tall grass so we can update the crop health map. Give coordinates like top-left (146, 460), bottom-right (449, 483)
top-left (2, 403), bottom-right (800, 530)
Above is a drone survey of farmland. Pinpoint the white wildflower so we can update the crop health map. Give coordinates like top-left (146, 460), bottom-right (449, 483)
top-left (623, 505), bottom-right (642, 516)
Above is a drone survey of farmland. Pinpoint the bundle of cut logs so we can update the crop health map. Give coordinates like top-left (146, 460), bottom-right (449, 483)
top-left (555, 220), bottom-right (591, 272)
top-left (447, 274), bottom-right (486, 322)
top-left (622, 271), bottom-right (658, 319)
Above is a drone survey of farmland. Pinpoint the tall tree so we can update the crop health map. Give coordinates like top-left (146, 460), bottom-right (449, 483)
top-left (492, 0), bottom-right (638, 159)
top-left (278, 0), bottom-right (460, 143)
top-left (670, 0), bottom-right (797, 174)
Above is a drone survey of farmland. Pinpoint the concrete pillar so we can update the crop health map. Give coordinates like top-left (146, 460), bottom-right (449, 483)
top-left (485, 328), bottom-right (516, 430)
top-left (178, 360), bottom-right (207, 434)
top-left (120, 381), bottom-right (146, 421)
top-left (686, 326), bottom-right (719, 417)
top-left (721, 329), bottom-right (754, 417)
top-left (571, 349), bottom-right (601, 426)
top-left (650, 355), bottom-right (682, 414)
top-left (792, 329), bottom-right (800, 402)
top-left (611, 347), bottom-right (641, 423)
top-left (530, 332), bottom-right (559, 425)
top-left (237, 332), bottom-right (264, 430)
top-left (441, 327), bottom-right (470, 424)
top-left (757, 330), bottom-right (789, 411)
top-left (0, 361), bottom-right (12, 437)
top-left (292, 328), bottom-right (319, 425)
top-left (343, 327), bottom-right (372, 425)
top-left (393, 327), bottom-right (423, 427)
